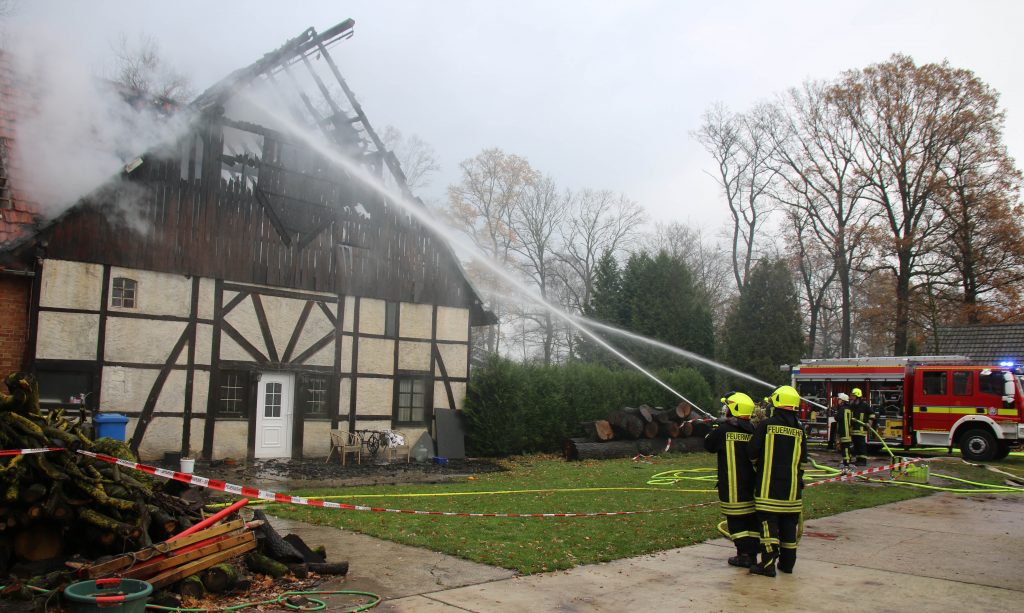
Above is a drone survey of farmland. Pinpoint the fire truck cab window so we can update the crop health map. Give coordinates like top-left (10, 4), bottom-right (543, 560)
top-left (922, 371), bottom-right (947, 396)
top-left (952, 371), bottom-right (973, 396)
top-left (980, 371), bottom-right (1005, 396)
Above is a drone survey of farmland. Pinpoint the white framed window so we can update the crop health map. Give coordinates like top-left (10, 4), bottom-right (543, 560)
top-left (111, 277), bottom-right (137, 308)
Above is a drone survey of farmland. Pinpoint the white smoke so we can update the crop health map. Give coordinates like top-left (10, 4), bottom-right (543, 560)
top-left (5, 28), bottom-right (194, 222)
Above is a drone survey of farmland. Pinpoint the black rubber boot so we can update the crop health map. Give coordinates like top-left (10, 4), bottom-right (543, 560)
top-left (855, 458), bottom-right (868, 467)
top-left (728, 553), bottom-right (753, 568)
top-left (779, 549), bottom-right (796, 574)
top-left (749, 554), bottom-right (777, 577)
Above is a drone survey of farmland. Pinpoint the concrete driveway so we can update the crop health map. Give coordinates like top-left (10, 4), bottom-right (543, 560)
top-left (268, 493), bottom-right (1023, 612)
top-left (349, 493), bottom-right (1023, 612)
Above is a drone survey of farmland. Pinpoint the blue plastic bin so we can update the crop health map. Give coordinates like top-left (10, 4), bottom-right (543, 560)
top-left (94, 413), bottom-right (129, 441)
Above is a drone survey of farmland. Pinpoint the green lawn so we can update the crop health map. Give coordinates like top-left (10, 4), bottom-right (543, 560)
top-left (260, 450), bottom-right (1024, 575)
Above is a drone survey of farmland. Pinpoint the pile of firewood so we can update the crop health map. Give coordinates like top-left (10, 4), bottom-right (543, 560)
top-left (0, 371), bottom-right (348, 605)
top-left (564, 403), bottom-right (712, 460)
top-left (0, 372), bottom-right (203, 576)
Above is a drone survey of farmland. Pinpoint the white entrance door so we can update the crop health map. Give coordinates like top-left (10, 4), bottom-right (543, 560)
top-left (255, 373), bottom-right (294, 458)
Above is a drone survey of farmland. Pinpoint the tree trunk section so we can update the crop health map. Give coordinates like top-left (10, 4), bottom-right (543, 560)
top-left (564, 436), bottom-right (705, 460)
top-left (201, 563), bottom-right (240, 594)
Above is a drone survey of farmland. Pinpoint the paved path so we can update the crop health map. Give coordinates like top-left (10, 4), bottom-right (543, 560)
top-left (361, 494), bottom-right (1024, 612)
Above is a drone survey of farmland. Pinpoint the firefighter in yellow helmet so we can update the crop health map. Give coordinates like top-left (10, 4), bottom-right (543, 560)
top-left (850, 388), bottom-right (873, 466)
top-left (834, 392), bottom-right (853, 472)
top-left (748, 385), bottom-right (808, 577)
top-left (704, 392), bottom-right (758, 567)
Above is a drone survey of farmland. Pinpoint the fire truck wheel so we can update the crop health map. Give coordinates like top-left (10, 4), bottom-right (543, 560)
top-left (993, 441), bottom-right (1011, 461)
top-left (959, 427), bottom-right (997, 462)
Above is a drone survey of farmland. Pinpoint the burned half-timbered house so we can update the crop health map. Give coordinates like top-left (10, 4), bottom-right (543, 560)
top-left (0, 20), bottom-right (492, 460)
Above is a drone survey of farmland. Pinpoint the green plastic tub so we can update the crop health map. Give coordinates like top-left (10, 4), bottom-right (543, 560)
top-left (64, 578), bottom-right (152, 612)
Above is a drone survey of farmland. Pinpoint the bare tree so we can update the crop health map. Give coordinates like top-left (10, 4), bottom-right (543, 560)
top-left (768, 82), bottom-right (872, 356)
top-left (934, 119), bottom-right (1024, 323)
top-left (110, 33), bottom-right (193, 105)
top-left (380, 126), bottom-right (441, 193)
top-left (786, 207), bottom-right (838, 357)
top-left (509, 175), bottom-right (568, 365)
top-left (641, 221), bottom-right (733, 327)
top-left (447, 148), bottom-right (537, 355)
top-left (695, 103), bottom-right (778, 289)
top-left (830, 55), bottom-right (1009, 355)
top-left (555, 189), bottom-right (645, 317)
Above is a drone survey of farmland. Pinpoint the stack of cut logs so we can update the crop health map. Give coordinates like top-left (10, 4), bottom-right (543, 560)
top-left (564, 403), bottom-right (712, 460)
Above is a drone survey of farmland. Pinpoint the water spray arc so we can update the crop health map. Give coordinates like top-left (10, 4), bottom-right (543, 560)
top-left (242, 95), bottom-right (717, 416)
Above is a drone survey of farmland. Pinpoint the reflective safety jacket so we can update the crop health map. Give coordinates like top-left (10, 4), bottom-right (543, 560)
top-left (749, 410), bottom-right (808, 514)
top-left (851, 400), bottom-right (873, 436)
top-left (835, 402), bottom-right (852, 443)
top-left (703, 417), bottom-right (756, 515)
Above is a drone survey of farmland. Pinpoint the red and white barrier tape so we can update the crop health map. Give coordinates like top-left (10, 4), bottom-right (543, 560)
top-left (805, 458), bottom-right (924, 488)
top-left (75, 449), bottom-right (718, 518)
top-left (72, 450), bottom-right (926, 517)
top-left (0, 447), bottom-right (64, 457)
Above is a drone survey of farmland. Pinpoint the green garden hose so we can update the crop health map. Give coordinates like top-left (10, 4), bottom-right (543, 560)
top-left (0, 585), bottom-right (381, 612)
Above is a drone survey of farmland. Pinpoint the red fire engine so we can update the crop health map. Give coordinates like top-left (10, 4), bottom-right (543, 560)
top-left (791, 356), bottom-right (1024, 461)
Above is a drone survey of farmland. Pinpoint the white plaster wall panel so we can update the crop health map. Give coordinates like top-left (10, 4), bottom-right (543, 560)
top-left (198, 278), bottom-right (216, 321)
top-left (357, 338), bottom-right (395, 375)
top-left (400, 303), bottom-right (432, 339)
top-left (300, 341), bottom-right (334, 367)
top-left (339, 377), bottom-right (352, 417)
top-left (194, 324), bottom-right (213, 365)
top-left (108, 267), bottom-right (191, 317)
top-left (220, 335), bottom-right (255, 362)
top-left (189, 418), bottom-right (205, 457)
top-left (339, 337), bottom-right (353, 374)
top-left (222, 297), bottom-right (268, 359)
top-left (191, 370), bottom-right (210, 416)
top-left (354, 420), bottom-right (396, 432)
top-left (450, 381), bottom-right (467, 411)
top-left (224, 290), bottom-right (239, 309)
top-left (342, 296), bottom-right (356, 332)
top-left (291, 306), bottom-right (335, 361)
top-left (434, 343), bottom-right (470, 378)
top-left (432, 381), bottom-right (468, 411)
top-left (154, 370), bottom-right (188, 413)
top-left (355, 377), bottom-right (392, 416)
top-left (104, 318), bottom-right (188, 364)
top-left (303, 421), bottom-right (332, 457)
top-left (433, 381), bottom-right (449, 410)
top-left (101, 367), bottom-right (158, 412)
top-left (40, 259), bottom-right (102, 310)
top-left (213, 422), bottom-right (248, 459)
top-left (398, 341), bottom-right (431, 371)
top-left (137, 417), bottom-right (183, 460)
top-left (359, 298), bottom-right (385, 335)
top-left (436, 306), bottom-right (470, 342)
top-left (36, 312), bottom-right (98, 360)
top-left (259, 295), bottom-right (304, 359)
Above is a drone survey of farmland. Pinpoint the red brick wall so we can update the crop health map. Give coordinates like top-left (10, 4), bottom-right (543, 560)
top-left (0, 275), bottom-right (29, 377)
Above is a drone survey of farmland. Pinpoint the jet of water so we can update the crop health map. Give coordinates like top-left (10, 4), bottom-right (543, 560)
top-left (242, 95), bottom-right (715, 417)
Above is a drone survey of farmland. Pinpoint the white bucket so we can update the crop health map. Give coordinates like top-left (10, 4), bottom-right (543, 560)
top-left (180, 458), bottom-right (195, 474)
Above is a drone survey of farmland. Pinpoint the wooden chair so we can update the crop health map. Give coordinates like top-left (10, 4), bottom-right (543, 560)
top-left (326, 430), bottom-right (362, 465)
top-left (387, 442), bottom-right (411, 463)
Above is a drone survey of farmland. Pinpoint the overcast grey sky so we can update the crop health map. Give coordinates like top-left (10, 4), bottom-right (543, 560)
top-left (9, 0), bottom-right (1024, 235)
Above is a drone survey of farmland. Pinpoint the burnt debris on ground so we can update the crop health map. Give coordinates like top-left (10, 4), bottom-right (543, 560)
top-left (182, 457), bottom-right (505, 490)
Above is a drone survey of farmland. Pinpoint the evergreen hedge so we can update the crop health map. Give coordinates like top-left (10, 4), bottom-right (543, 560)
top-left (462, 356), bottom-right (714, 456)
